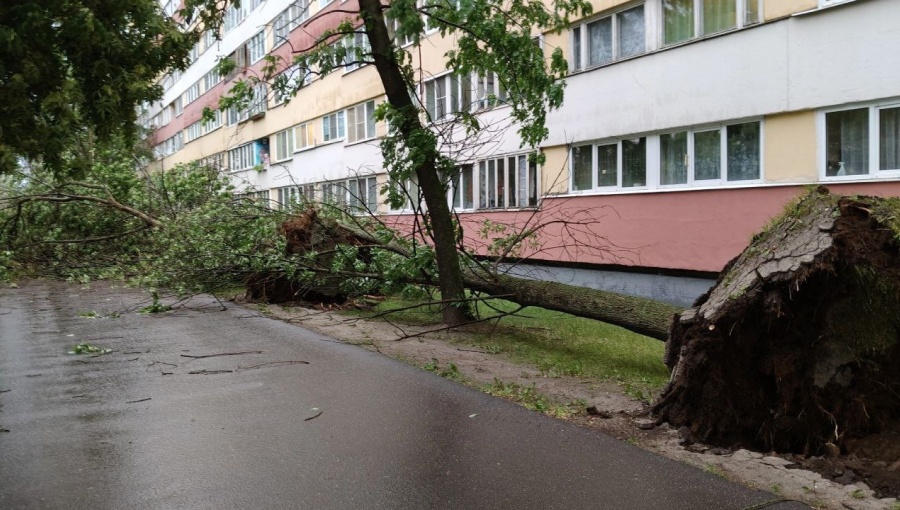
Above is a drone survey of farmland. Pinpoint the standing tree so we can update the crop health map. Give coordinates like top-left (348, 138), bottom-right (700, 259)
top-left (0, 0), bottom-right (200, 177)
top-left (218, 0), bottom-right (591, 325)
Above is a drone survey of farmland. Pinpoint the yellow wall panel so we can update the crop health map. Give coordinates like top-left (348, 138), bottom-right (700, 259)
top-left (764, 110), bottom-right (817, 183)
top-left (764, 0), bottom-right (817, 20)
top-left (541, 146), bottom-right (570, 195)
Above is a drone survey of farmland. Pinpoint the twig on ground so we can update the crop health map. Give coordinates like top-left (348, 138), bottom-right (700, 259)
top-left (237, 360), bottom-right (310, 371)
top-left (0, 389), bottom-right (11, 393)
top-left (304, 409), bottom-right (323, 421)
top-left (457, 348), bottom-right (489, 354)
top-left (125, 357), bottom-right (139, 361)
top-left (188, 369), bottom-right (234, 375)
top-left (126, 397), bottom-right (151, 404)
top-left (147, 361), bottom-right (178, 368)
top-left (180, 350), bottom-right (263, 359)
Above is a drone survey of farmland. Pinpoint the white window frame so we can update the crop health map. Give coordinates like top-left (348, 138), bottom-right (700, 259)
top-left (346, 100), bottom-right (377, 144)
top-left (322, 111), bottom-right (346, 142)
top-left (449, 164), bottom-right (475, 211)
top-left (568, 120), bottom-right (763, 193)
top-left (248, 31), bottom-right (266, 64)
top-left (572, 3), bottom-right (648, 72)
top-left (819, 100), bottom-right (900, 181)
top-left (185, 122), bottom-right (203, 143)
top-left (471, 72), bottom-right (506, 111)
top-left (272, 129), bottom-right (295, 162)
top-left (347, 176), bottom-right (379, 212)
top-left (183, 82), bottom-right (201, 106)
top-left (295, 121), bottom-right (315, 150)
top-left (343, 31), bottom-right (371, 73)
top-left (660, 0), bottom-right (762, 47)
top-left (423, 74), bottom-right (470, 122)
top-left (203, 69), bottom-right (221, 92)
top-left (202, 109), bottom-right (222, 133)
top-left (477, 153), bottom-right (539, 210)
top-left (228, 143), bottom-right (255, 172)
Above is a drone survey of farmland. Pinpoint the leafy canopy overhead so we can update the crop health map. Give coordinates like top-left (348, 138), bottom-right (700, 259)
top-left (0, 0), bottom-right (198, 176)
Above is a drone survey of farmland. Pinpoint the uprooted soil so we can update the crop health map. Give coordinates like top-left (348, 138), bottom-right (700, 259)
top-left (244, 297), bottom-right (900, 510)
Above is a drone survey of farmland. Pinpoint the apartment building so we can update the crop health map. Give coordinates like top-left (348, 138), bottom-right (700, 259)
top-left (144, 0), bottom-right (900, 287)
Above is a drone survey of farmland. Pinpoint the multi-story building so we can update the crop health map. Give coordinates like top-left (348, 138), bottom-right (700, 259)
top-left (144, 0), bottom-right (900, 303)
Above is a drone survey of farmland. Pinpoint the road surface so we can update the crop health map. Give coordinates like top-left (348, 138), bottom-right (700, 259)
top-left (0, 281), bottom-right (807, 509)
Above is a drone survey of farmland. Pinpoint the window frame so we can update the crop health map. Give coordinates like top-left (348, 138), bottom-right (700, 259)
top-left (423, 73), bottom-right (470, 122)
top-left (322, 111), bottom-right (346, 142)
top-left (248, 31), bottom-right (266, 65)
top-left (346, 100), bottom-right (377, 144)
top-left (294, 121), bottom-right (315, 150)
top-left (272, 128), bottom-right (295, 162)
top-left (660, 0), bottom-right (762, 48)
top-left (572, 3), bottom-right (648, 72)
top-left (228, 143), bottom-right (255, 172)
top-left (820, 100), bottom-right (900, 181)
top-left (477, 153), bottom-right (539, 210)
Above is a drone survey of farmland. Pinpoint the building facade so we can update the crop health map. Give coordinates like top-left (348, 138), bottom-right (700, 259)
top-left (144, 0), bottom-right (900, 280)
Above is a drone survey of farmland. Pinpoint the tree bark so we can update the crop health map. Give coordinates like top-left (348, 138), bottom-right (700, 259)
top-left (358, 0), bottom-right (469, 325)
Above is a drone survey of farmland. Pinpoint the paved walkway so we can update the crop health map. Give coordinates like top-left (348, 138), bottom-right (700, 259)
top-left (0, 281), bottom-right (808, 509)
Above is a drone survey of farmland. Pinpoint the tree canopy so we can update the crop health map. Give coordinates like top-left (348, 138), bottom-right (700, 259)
top-left (0, 0), bottom-right (196, 176)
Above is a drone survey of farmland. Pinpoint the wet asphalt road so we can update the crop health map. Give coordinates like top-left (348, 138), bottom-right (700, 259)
top-left (0, 281), bottom-right (809, 510)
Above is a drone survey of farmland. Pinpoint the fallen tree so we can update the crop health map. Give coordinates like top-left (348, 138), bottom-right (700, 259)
top-left (245, 207), bottom-right (681, 341)
top-left (653, 187), bottom-right (900, 454)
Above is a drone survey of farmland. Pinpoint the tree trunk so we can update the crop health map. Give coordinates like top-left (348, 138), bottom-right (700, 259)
top-left (358, 0), bottom-right (469, 325)
top-left (652, 188), bottom-right (900, 454)
top-left (461, 270), bottom-right (678, 341)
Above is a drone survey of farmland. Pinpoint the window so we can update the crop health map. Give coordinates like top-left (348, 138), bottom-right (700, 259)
top-left (347, 176), bottom-right (379, 212)
top-left (223, 2), bottom-right (248, 33)
top-left (273, 3), bottom-right (309, 48)
top-left (175, 97), bottom-right (183, 116)
top-left (295, 122), bottom-right (315, 149)
top-left (424, 74), bottom-right (470, 122)
top-left (572, 4), bottom-right (645, 71)
top-left (204, 29), bottom-right (217, 52)
top-left (660, 122), bottom-right (760, 185)
top-left (572, 137), bottom-right (648, 190)
top-left (570, 121), bottom-right (760, 192)
top-left (248, 31), bottom-right (266, 64)
top-left (450, 164), bottom-right (474, 210)
top-left (274, 65), bottom-right (305, 105)
top-left (347, 101), bottom-right (377, 143)
top-left (188, 43), bottom-right (200, 64)
top-left (472, 73), bottom-right (506, 111)
top-left (343, 32), bottom-right (371, 72)
top-left (322, 111), bottom-right (346, 142)
top-left (277, 185), bottom-right (315, 210)
top-left (203, 69), bottom-right (221, 92)
top-left (202, 109), bottom-right (222, 133)
top-left (183, 82), bottom-right (201, 106)
top-left (388, 177), bottom-right (421, 211)
top-left (272, 129), bottom-right (295, 162)
top-left (824, 103), bottom-right (900, 177)
top-left (185, 122), bottom-right (203, 143)
top-left (321, 182), bottom-right (347, 206)
top-left (662, 0), bottom-right (760, 46)
top-left (228, 143), bottom-right (255, 171)
top-left (249, 82), bottom-right (268, 117)
top-left (479, 154), bottom-right (538, 209)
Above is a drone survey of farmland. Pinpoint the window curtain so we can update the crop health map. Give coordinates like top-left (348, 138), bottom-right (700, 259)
top-left (517, 155), bottom-right (528, 208)
top-left (694, 130), bottom-right (721, 180)
top-left (726, 122), bottom-right (760, 181)
top-left (703, 0), bottom-right (736, 35)
top-left (880, 107), bottom-right (900, 171)
top-left (618, 6), bottom-right (646, 58)
top-left (663, 0), bottom-right (694, 45)
top-left (826, 109), bottom-right (868, 176)
top-left (588, 18), bottom-right (612, 67)
top-left (660, 132), bottom-right (688, 184)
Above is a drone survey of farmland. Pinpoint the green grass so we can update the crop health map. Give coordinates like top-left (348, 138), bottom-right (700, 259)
top-left (369, 295), bottom-right (670, 399)
top-left (482, 378), bottom-right (579, 418)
